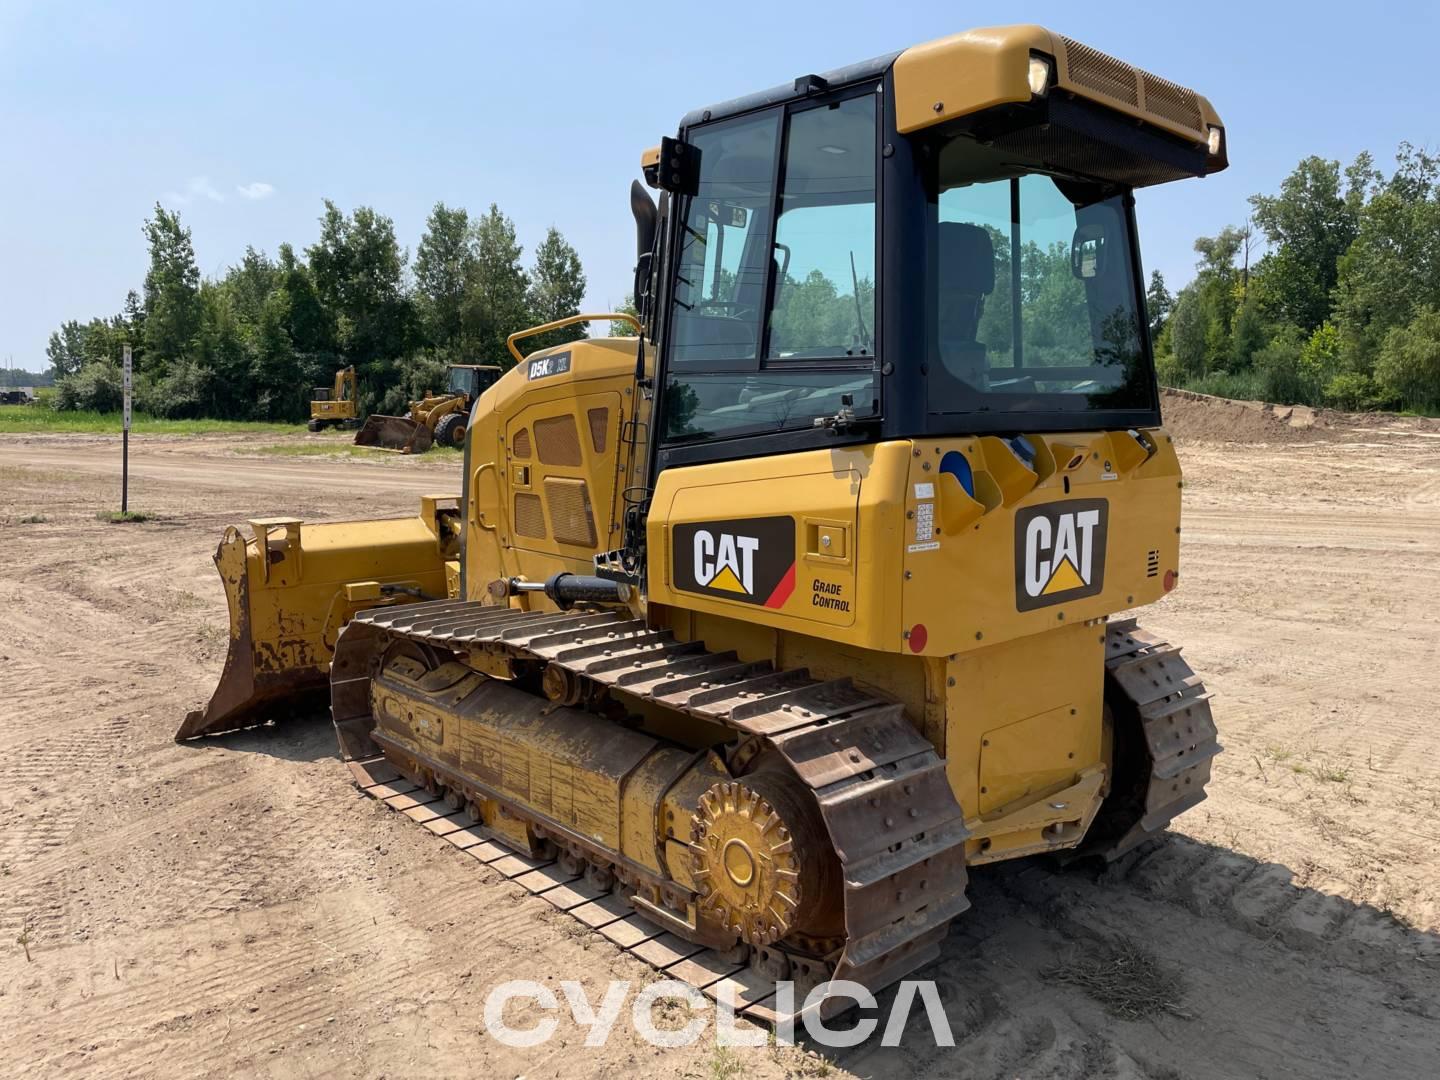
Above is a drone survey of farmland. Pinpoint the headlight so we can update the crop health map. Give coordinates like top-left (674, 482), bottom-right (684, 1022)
top-left (1207, 125), bottom-right (1224, 156)
top-left (1028, 55), bottom-right (1052, 97)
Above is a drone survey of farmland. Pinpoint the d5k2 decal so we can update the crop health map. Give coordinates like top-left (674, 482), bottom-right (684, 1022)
top-left (1014, 499), bottom-right (1108, 611)
top-left (673, 516), bottom-right (796, 608)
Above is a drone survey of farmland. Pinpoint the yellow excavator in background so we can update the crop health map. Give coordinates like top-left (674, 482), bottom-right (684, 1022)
top-left (181, 25), bottom-right (1224, 1018)
top-left (353, 363), bottom-right (501, 453)
top-left (307, 366), bottom-right (361, 432)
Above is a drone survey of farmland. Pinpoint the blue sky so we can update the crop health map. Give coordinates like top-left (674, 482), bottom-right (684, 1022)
top-left (2, 1), bottom-right (1436, 370)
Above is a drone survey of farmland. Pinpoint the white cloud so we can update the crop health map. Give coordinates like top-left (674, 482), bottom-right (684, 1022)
top-left (163, 176), bottom-right (225, 205)
top-left (236, 181), bottom-right (275, 201)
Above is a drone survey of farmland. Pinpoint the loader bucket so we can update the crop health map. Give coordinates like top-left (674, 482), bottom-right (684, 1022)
top-left (177, 501), bottom-right (459, 741)
top-left (354, 414), bottom-right (433, 453)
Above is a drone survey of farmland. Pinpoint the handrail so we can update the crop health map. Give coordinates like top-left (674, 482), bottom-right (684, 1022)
top-left (506, 312), bottom-right (642, 364)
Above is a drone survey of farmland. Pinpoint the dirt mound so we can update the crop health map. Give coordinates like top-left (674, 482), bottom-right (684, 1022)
top-left (1160, 388), bottom-right (1335, 444)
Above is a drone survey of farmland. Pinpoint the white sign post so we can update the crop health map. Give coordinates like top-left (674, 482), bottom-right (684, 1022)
top-left (121, 344), bottom-right (131, 513)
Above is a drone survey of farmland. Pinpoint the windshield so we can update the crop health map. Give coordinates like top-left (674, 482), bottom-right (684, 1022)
top-left (447, 367), bottom-right (470, 396)
top-left (927, 139), bottom-right (1150, 416)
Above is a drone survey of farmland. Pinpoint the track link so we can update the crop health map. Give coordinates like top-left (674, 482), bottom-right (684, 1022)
top-left (1084, 618), bottom-right (1223, 859)
top-left (332, 599), bottom-right (972, 1017)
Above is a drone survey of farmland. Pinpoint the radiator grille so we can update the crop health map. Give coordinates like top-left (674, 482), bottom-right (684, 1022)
top-left (1061, 36), bottom-right (1138, 106)
top-left (512, 428), bottom-right (531, 459)
top-left (535, 414), bottom-right (583, 466)
top-left (1141, 72), bottom-right (1203, 133)
top-left (587, 407), bottom-right (609, 454)
top-left (544, 477), bottom-right (597, 547)
top-left (1146, 549), bottom-right (1160, 579)
top-left (514, 492), bottom-right (546, 539)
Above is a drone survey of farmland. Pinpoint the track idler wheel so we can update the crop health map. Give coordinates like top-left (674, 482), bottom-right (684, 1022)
top-left (689, 773), bottom-right (838, 948)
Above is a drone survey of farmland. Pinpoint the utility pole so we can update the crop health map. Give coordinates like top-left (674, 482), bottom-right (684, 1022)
top-left (121, 344), bottom-right (131, 513)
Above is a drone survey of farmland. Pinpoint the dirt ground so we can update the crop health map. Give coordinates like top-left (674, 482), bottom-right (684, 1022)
top-left (1, 402), bottom-right (1438, 1079)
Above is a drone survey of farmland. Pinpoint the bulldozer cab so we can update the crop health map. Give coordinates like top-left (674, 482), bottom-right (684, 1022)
top-left (640, 30), bottom-right (1225, 476)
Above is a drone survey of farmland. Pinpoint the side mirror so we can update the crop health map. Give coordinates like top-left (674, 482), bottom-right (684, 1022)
top-left (1071, 223), bottom-right (1108, 280)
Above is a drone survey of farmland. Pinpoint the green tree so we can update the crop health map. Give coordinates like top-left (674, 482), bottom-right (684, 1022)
top-left (1168, 287), bottom-right (1207, 379)
top-left (306, 201), bottom-right (415, 397)
top-left (45, 320), bottom-right (88, 378)
top-left (190, 282), bottom-right (251, 417)
top-left (1230, 297), bottom-right (1266, 371)
top-left (1252, 326), bottom-right (1308, 404)
top-left (414, 202), bottom-right (475, 353)
top-left (1248, 156), bottom-right (1364, 332)
top-left (225, 247), bottom-right (280, 326)
top-left (1375, 306), bottom-right (1440, 410)
top-left (1189, 226), bottom-right (1244, 372)
top-left (250, 288), bottom-right (303, 419)
top-left (275, 242), bottom-right (335, 360)
top-left (466, 204), bottom-right (531, 366)
top-left (141, 204), bottom-right (202, 368)
top-left (1333, 144), bottom-right (1440, 369)
top-left (608, 295), bottom-right (640, 336)
top-left (525, 227), bottom-right (588, 352)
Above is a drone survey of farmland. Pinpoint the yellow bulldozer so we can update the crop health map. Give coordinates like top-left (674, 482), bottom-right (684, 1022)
top-left (307, 366), bottom-right (361, 431)
top-left (180, 25), bottom-right (1224, 1020)
top-left (353, 363), bottom-right (501, 453)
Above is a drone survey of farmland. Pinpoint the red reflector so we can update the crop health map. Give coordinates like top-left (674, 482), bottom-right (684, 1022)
top-left (908, 624), bottom-right (928, 653)
top-left (1163, 569), bottom-right (1177, 592)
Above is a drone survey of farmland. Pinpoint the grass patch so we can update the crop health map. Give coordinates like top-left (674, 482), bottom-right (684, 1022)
top-left (97, 510), bottom-right (151, 523)
top-left (255, 442), bottom-right (461, 459)
top-left (1046, 939), bottom-right (1187, 1021)
top-left (1310, 759), bottom-right (1352, 784)
top-left (255, 443), bottom-right (398, 460)
top-left (1174, 370), bottom-right (1269, 402)
top-left (0, 403), bottom-right (294, 435)
top-left (707, 1046), bottom-right (745, 1080)
top-left (16, 513), bottom-right (47, 524)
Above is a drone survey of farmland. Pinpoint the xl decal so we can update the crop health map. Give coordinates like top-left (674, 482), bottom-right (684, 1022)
top-left (673, 516), bottom-right (796, 608)
top-left (1014, 500), bottom-right (1108, 611)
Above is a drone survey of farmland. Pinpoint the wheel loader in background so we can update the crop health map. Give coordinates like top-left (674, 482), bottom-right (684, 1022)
top-left (180, 25), bottom-right (1223, 1020)
top-left (353, 363), bottom-right (501, 453)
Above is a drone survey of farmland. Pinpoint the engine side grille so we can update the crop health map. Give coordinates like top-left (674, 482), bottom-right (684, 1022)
top-left (587, 407), bottom-right (609, 454)
top-left (544, 477), bottom-right (598, 547)
top-left (512, 428), bottom-right (531, 459)
top-left (514, 492), bottom-right (546, 539)
top-left (535, 414), bottom-right (583, 467)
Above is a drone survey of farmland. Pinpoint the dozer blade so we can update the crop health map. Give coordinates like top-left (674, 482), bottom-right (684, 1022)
top-left (177, 501), bottom-right (458, 741)
top-left (353, 414), bottom-right (433, 453)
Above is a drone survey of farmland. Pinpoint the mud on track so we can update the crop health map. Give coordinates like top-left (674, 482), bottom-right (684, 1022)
top-left (1, 416), bottom-right (1438, 1079)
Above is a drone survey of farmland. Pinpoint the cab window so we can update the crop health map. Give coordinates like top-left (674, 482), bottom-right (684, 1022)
top-left (664, 92), bottom-right (879, 442)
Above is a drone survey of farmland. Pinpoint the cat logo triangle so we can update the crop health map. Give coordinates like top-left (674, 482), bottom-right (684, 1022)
top-left (1041, 556), bottom-right (1086, 595)
top-left (705, 565), bottom-right (749, 594)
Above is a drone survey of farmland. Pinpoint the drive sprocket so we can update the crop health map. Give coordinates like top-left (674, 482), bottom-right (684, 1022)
top-left (690, 777), bottom-right (813, 946)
